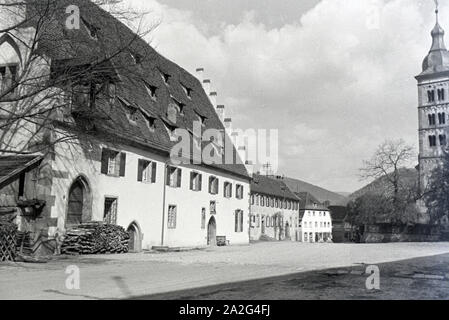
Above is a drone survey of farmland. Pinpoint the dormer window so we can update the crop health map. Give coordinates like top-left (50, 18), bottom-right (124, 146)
top-left (81, 17), bottom-right (99, 40)
top-left (163, 121), bottom-right (178, 142)
top-left (118, 97), bottom-right (139, 124)
top-left (144, 82), bottom-right (157, 100)
top-left (130, 51), bottom-right (142, 65)
top-left (144, 115), bottom-right (156, 132)
top-left (171, 97), bottom-right (185, 115)
top-left (181, 84), bottom-right (192, 98)
top-left (195, 111), bottom-right (207, 126)
top-left (160, 71), bottom-right (170, 84)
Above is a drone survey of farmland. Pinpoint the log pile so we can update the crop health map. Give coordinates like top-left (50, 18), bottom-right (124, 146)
top-left (61, 222), bottom-right (130, 255)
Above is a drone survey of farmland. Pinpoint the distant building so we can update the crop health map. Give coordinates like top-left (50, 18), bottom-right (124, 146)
top-left (416, 7), bottom-right (449, 192)
top-left (249, 174), bottom-right (300, 241)
top-left (297, 192), bottom-right (332, 243)
top-left (328, 206), bottom-right (354, 243)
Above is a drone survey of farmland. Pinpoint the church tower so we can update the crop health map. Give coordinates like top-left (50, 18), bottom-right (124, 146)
top-left (416, 4), bottom-right (449, 192)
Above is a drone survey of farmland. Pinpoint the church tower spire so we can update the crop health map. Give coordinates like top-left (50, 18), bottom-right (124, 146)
top-left (416, 1), bottom-right (449, 202)
top-left (422, 0), bottom-right (449, 73)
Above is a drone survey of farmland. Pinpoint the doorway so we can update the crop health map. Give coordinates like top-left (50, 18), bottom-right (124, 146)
top-left (127, 222), bottom-right (142, 252)
top-left (207, 217), bottom-right (217, 246)
top-left (67, 178), bottom-right (90, 227)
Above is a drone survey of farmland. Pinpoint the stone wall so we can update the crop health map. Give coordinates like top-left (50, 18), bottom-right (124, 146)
top-left (363, 224), bottom-right (441, 243)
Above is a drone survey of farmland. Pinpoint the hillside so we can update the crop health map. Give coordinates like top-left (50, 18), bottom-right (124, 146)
top-left (276, 177), bottom-right (349, 206)
top-left (349, 168), bottom-right (419, 201)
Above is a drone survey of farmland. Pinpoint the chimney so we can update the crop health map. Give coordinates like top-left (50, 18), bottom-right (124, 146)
top-left (231, 131), bottom-right (239, 146)
top-left (238, 146), bottom-right (247, 165)
top-left (224, 117), bottom-right (232, 131)
top-left (196, 67), bottom-right (204, 83)
top-left (245, 160), bottom-right (254, 177)
top-left (203, 79), bottom-right (211, 95)
top-left (217, 105), bottom-right (226, 122)
top-left (209, 91), bottom-right (218, 108)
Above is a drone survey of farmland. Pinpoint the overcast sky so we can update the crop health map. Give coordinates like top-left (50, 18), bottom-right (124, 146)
top-left (123, 0), bottom-right (443, 193)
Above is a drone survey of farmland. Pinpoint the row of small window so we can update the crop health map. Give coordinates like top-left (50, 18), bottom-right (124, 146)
top-left (251, 194), bottom-right (299, 210)
top-left (303, 221), bottom-right (331, 228)
top-left (428, 112), bottom-right (446, 126)
top-left (169, 205), bottom-right (244, 233)
top-left (428, 134), bottom-right (447, 147)
top-left (168, 167), bottom-right (244, 198)
top-left (100, 148), bottom-right (244, 198)
top-left (307, 211), bottom-right (327, 217)
top-left (251, 215), bottom-right (285, 228)
top-left (427, 89), bottom-right (445, 103)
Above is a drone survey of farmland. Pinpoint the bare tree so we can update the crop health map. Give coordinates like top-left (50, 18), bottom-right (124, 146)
top-left (423, 151), bottom-right (449, 224)
top-left (0, 0), bottom-right (158, 157)
top-left (359, 139), bottom-right (417, 224)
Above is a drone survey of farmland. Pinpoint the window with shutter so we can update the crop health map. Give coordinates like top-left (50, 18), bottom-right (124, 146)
top-left (101, 148), bottom-right (123, 176)
top-left (119, 153), bottom-right (126, 177)
top-left (138, 159), bottom-right (156, 183)
top-left (209, 176), bottom-right (219, 195)
top-left (190, 172), bottom-right (202, 191)
top-left (177, 168), bottom-right (182, 187)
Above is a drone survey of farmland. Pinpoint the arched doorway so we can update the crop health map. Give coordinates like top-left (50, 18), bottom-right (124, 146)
top-left (66, 176), bottom-right (91, 228)
top-left (207, 217), bottom-right (217, 246)
top-left (127, 222), bottom-right (142, 252)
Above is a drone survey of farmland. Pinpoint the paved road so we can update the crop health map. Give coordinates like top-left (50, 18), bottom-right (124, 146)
top-left (1, 242), bottom-right (449, 300)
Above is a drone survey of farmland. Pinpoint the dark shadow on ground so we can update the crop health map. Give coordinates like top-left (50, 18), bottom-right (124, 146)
top-left (130, 253), bottom-right (449, 300)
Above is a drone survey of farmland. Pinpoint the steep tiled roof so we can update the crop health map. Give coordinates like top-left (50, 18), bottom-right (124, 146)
top-left (296, 192), bottom-right (328, 211)
top-left (0, 156), bottom-right (43, 189)
top-left (251, 174), bottom-right (300, 202)
top-left (25, 0), bottom-right (249, 179)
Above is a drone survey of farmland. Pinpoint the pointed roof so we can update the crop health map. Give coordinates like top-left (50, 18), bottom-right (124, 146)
top-left (420, 7), bottom-right (449, 76)
top-left (251, 174), bottom-right (300, 202)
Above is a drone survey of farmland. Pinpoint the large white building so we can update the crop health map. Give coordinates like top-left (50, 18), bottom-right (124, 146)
top-left (0, 0), bottom-right (250, 251)
top-left (416, 7), bottom-right (449, 192)
top-left (297, 192), bottom-right (332, 243)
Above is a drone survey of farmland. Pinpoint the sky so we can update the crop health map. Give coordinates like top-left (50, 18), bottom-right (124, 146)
top-left (121, 0), bottom-right (443, 193)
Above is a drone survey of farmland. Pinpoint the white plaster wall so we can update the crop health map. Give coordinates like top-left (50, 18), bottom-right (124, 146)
top-left (50, 136), bottom-right (250, 249)
top-left (300, 209), bottom-right (333, 243)
top-left (164, 165), bottom-right (250, 247)
top-left (249, 199), bottom-right (299, 241)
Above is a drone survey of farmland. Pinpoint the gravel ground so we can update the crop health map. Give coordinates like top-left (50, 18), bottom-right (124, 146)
top-left (1, 242), bottom-right (449, 300)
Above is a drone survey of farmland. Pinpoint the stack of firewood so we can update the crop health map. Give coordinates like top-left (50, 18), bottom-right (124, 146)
top-left (61, 222), bottom-right (130, 255)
